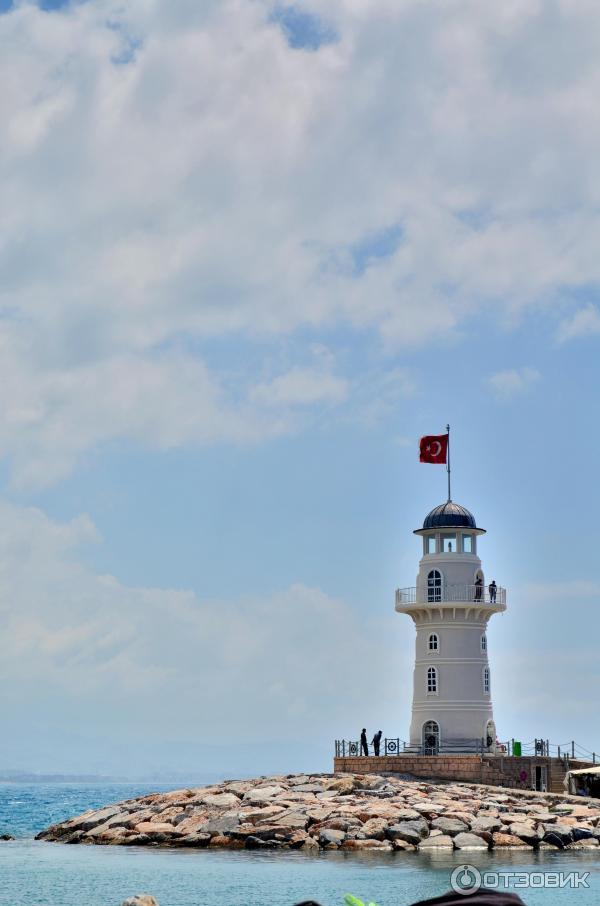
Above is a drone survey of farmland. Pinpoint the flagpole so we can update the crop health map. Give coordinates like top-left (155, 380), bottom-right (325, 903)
top-left (446, 423), bottom-right (451, 501)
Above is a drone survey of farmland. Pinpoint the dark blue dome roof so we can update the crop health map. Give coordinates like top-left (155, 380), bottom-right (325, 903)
top-left (423, 501), bottom-right (477, 529)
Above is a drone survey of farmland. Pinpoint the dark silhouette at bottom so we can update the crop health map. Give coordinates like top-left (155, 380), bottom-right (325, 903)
top-left (294, 891), bottom-right (526, 906)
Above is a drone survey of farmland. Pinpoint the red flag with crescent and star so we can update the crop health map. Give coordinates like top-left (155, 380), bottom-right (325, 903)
top-left (419, 433), bottom-right (449, 464)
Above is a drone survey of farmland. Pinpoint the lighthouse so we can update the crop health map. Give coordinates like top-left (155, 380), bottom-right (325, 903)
top-left (395, 499), bottom-right (506, 755)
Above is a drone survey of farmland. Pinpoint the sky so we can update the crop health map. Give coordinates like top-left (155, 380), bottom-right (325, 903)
top-left (0, 0), bottom-right (599, 778)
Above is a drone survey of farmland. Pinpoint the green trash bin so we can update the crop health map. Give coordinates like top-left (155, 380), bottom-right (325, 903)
top-left (513, 741), bottom-right (522, 757)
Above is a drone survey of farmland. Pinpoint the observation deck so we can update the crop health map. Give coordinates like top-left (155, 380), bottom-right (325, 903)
top-left (395, 583), bottom-right (506, 615)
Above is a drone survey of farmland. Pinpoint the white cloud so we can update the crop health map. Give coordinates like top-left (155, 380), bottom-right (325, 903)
top-left (524, 580), bottom-right (600, 600)
top-left (251, 367), bottom-right (348, 407)
top-left (487, 367), bottom-right (540, 401)
top-left (0, 329), bottom-right (296, 487)
top-left (557, 304), bottom-right (600, 342)
top-left (347, 366), bottom-right (417, 426)
top-left (1, 0), bottom-right (600, 480)
top-left (0, 499), bottom-right (404, 772)
top-left (491, 580), bottom-right (600, 743)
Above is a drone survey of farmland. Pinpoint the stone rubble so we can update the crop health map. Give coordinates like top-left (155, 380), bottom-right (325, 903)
top-left (36, 773), bottom-right (600, 853)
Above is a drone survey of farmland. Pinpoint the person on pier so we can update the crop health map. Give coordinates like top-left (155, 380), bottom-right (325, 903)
top-left (371, 730), bottom-right (382, 756)
top-left (360, 728), bottom-right (368, 756)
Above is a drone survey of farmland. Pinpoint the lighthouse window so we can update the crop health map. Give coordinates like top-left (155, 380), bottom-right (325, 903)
top-left (441, 534), bottom-right (456, 553)
top-left (483, 667), bottom-right (490, 694)
top-left (428, 633), bottom-right (439, 652)
top-left (462, 534), bottom-right (473, 553)
top-left (427, 666), bottom-right (438, 694)
top-left (427, 570), bottom-right (442, 602)
top-left (426, 536), bottom-right (437, 554)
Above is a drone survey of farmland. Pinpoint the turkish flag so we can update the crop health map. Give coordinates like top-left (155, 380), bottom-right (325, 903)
top-left (420, 434), bottom-right (448, 464)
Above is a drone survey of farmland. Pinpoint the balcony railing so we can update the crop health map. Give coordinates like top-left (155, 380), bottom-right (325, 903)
top-left (396, 583), bottom-right (506, 607)
top-left (335, 738), bottom-right (493, 757)
top-left (334, 738), bottom-right (598, 761)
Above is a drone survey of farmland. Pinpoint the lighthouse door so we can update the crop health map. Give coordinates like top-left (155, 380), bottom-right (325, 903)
top-left (423, 720), bottom-right (440, 756)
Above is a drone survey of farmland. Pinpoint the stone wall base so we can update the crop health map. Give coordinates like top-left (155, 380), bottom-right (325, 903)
top-left (333, 754), bottom-right (594, 791)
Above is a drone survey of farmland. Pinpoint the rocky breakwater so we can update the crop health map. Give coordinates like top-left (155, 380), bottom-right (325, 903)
top-left (37, 773), bottom-right (600, 853)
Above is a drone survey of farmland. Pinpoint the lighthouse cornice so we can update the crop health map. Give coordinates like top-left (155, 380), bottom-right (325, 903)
top-left (414, 526), bottom-right (486, 537)
top-left (395, 606), bottom-right (505, 625)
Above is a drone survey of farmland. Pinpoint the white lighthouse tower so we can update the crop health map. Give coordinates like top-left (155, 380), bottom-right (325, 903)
top-left (395, 499), bottom-right (506, 754)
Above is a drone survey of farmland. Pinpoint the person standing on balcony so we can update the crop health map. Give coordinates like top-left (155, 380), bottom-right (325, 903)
top-left (489, 580), bottom-right (497, 603)
top-left (360, 728), bottom-right (368, 756)
top-left (371, 730), bottom-right (382, 756)
top-left (474, 575), bottom-right (483, 601)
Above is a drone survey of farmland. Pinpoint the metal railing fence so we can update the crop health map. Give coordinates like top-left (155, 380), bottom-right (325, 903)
top-left (396, 584), bottom-right (506, 606)
top-left (334, 737), bottom-right (598, 762)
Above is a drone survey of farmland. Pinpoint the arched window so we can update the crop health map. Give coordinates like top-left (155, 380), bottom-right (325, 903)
top-left (428, 633), bottom-right (439, 652)
top-left (427, 569), bottom-right (442, 602)
top-left (483, 667), bottom-right (490, 694)
top-left (423, 720), bottom-right (440, 755)
top-left (427, 666), bottom-right (438, 694)
top-left (481, 634), bottom-right (487, 652)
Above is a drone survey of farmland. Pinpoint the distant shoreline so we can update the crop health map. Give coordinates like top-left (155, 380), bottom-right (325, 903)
top-left (0, 774), bottom-right (224, 785)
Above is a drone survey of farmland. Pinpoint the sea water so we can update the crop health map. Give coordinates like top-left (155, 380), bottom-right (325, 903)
top-left (1, 783), bottom-right (599, 906)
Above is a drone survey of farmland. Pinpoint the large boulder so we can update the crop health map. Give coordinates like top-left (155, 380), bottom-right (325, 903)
top-left (199, 817), bottom-right (240, 835)
top-left (133, 822), bottom-right (181, 836)
top-left (431, 817), bottom-right (469, 836)
top-left (572, 826), bottom-right (595, 842)
top-left (244, 836), bottom-right (279, 849)
top-left (175, 833), bottom-right (211, 847)
top-left (316, 817), bottom-right (350, 832)
top-left (552, 805), bottom-right (574, 816)
top-left (392, 838), bottom-right (417, 851)
top-left (357, 818), bottom-right (389, 840)
top-left (80, 807), bottom-right (123, 832)
top-left (172, 815), bottom-right (210, 835)
top-left (387, 821), bottom-right (429, 845)
top-left (211, 834), bottom-right (243, 848)
top-left (391, 809), bottom-right (423, 821)
top-left (342, 839), bottom-right (393, 850)
top-left (264, 811), bottom-right (308, 829)
top-left (509, 823), bottom-right (542, 846)
top-left (242, 786), bottom-right (286, 803)
top-left (418, 834), bottom-right (453, 849)
top-left (441, 811), bottom-right (473, 825)
top-left (292, 783), bottom-right (324, 793)
top-left (322, 777), bottom-right (355, 795)
top-left (201, 793), bottom-right (240, 809)
top-left (453, 832), bottom-right (489, 850)
top-left (492, 832), bottom-right (530, 849)
top-left (566, 839), bottom-right (599, 849)
top-left (471, 816), bottom-right (502, 834)
top-left (542, 823), bottom-right (574, 846)
top-left (318, 828), bottom-right (346, 847)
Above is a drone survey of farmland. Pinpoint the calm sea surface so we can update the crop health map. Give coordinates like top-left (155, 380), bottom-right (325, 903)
top-left (1, 783), bottom-right (599, 906)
